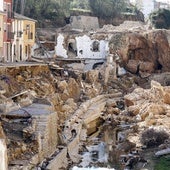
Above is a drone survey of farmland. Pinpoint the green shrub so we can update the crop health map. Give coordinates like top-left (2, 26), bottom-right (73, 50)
top-left (155, 156), bottom-right (170, 170)
top-left (150, 9), bottom-right (170, 29)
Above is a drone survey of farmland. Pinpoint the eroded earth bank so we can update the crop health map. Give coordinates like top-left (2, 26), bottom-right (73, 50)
top-left (0, 23), bottom-right (170, 170)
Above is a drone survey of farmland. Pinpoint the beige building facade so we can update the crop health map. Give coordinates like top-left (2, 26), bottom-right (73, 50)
top-left (0, 11), bottom-right (4, 60)
top-left (12, 13), bottom-right (36, 61)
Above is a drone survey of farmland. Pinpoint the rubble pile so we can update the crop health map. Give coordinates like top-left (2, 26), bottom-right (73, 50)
top-left (98, 21), bottom-right (146, 32)
top-left (0, 64), bottom-right (113, 169)
top-left (125, 80), bottom-right (170, 131)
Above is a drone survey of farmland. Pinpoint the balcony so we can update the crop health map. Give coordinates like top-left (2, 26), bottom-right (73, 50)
top-left (7, 32), bottom-right (14, 41)
top-left (28, 32), bottom-right (33, 39)
top-left (17, 31), bottom-right (23, 38)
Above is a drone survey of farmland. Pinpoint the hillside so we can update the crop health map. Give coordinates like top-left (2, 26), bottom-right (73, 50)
top-left (13, 0), bottom-right (143, 28)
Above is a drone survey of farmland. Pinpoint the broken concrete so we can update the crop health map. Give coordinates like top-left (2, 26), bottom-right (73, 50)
top-left (45, 93), bottom-right (122, 169)
top-left (0, 124), bottom-right (8, 170)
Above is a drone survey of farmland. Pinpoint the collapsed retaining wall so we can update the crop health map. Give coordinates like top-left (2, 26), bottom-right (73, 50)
top-left (46, 93), bottom-right (122, 170)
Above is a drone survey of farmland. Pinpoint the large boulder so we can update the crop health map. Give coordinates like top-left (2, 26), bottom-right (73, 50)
top-left (85, 70), bottom-right (99, 84)
top-left (109, 29), bottom-right (170, 74)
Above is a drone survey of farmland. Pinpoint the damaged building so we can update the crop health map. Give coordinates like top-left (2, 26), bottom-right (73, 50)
top-left (55, 17), bottom-right (170, 77)
top-left (55, 16), bottom-right (109, 71)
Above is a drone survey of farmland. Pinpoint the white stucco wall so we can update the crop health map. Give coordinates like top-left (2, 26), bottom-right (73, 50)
top-left (76, 35), bottom-right (109, 59)
top-left (0, 0), bottom-right (3, 11)
top-left (55, 34), bottom-right (109, 59)
top-left (55, 34), bottom-right (68, 58)
top-left (12, 19), bottom-right (24, 61)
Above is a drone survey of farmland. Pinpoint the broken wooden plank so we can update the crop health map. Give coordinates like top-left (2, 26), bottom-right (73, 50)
top-left (26, 77), bottom-right (41, 81)
top-left (9, 90), bottom-right (28, 99)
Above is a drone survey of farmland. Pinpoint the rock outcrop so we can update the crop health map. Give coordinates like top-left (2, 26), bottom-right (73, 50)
top-left (103, 22), bottom-right (170, 76)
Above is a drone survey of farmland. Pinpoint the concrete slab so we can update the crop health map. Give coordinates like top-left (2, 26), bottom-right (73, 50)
top-left (4, 104), bottom-right (54, 118)
top-left (23, 104), bottom-right (54, 116)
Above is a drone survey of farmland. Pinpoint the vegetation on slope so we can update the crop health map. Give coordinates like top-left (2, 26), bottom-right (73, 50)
top-left (150, 8), bottom-right (170, 29)
top-left (154, 156), bottom-right (170, 170)
top-left (13, 0), bottom-right (137, 28)
top-left (89, 0), bottom-right (127, 18)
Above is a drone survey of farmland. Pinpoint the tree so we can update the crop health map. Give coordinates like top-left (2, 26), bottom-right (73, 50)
top-left (89, 0), bottom-right (128, 18)
top-left (149, 8), bottom-right (170, 29)
top-left (13, 0), bottom-right (71, 27)
top-left (70, 0), bottom-right (90, 10)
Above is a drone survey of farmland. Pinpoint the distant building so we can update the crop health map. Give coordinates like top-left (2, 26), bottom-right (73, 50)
top-left (131, 0), bottom-right (170, 18)
top-left (131, 0), bottom-right (155, 18)
top-left (0, 10), bottom-right (5, 59)
top-left (0, 0), bottom-right (36, 62)
top-left (154, 0), bottom-right (170, 10)
top-left (12, 13), bottom-right (36, 61)
top-left (3, 0), bottom-right (14, 62)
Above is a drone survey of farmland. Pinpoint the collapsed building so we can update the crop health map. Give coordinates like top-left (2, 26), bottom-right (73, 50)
top-left (55, 16), bottom-right (109, 71)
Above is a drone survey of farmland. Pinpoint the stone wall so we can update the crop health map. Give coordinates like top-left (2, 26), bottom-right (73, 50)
top-left (31, 105), bottom-right (58, 162)
top-left (70, 15), bottom-right (99, 31)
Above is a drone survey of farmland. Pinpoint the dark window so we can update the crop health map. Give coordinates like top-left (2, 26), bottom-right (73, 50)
top-left (92, 41), bottom-right (99, 52)
top-left (25, 46), bottom-right (27, 54)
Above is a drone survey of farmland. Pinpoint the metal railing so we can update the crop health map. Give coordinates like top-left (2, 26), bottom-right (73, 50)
top-left (7, 32), bottom-right (14, 39)
top-left (16, 31), bottom-right (23, 38)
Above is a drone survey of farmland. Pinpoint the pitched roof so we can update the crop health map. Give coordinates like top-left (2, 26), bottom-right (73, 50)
top-left (14, 13), bottom-right (37, 22)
